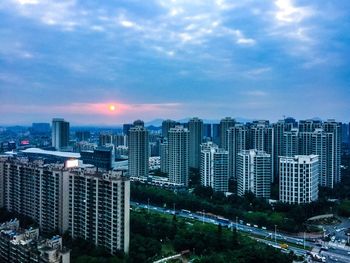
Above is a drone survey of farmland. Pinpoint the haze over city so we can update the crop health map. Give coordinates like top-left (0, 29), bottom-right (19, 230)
top-left (1, 0), bottom-right (350, 125)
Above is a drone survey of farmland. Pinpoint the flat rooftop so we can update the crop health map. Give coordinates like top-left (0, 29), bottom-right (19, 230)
top-left (21, 148), bottom-right (81, 158)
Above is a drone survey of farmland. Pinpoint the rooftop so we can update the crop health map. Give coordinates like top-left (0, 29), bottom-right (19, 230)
top-left (21, 148), bottom-right (80, 158)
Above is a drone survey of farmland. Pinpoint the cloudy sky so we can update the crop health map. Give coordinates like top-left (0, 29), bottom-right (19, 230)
top-left (0, 0), bottom-right (349, 125)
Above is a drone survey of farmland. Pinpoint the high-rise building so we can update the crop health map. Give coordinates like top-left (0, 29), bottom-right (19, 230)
top-left (323, 120), bottom-right (342, 185)
top-left (312, 129), bottom-right (328, 187)
top-left (1, 157), bottom-right (70, 234)
top-left (279, 155), bottom-right (319, 204)
top-left (298, 123), bottom-right (341, 188)
top-left (237, 149), bottom-right (272, 199)
top-left (99, 133), bottom-right (113, 146)
top-left (162, 119), bottom-right (177, 138)
top-left (113, 134), bottom-right (127, 147)
top-left (283, 128), bottom-right (299, 157)
top-left (75, 131), bottom-right (91, 142)
top-left (220, 117), bottom-right (235, 149)
top-left (248, 121), bottom-right (274, 181)
top-left (298, 119), bottom-right (322, 132)
top-left (342, 123), bottom-right (349, 144)
top-left (168, 126), bottom-right (189, 186)
top-left (226, 124), bottom-right (247, 179)
top-left (273, 119), bottom-right (294, 180)
top-left (128, 122), bottom-right (149, 178)
top-left (188, 117), bottom-right (203, 169)
top-left (68, 169), bottom-right (130, 254)
top-left (298, 131), bottom-right (313, 155)
top-left (80, 146), bottom-right (115, 171)
top-left (52, 118), bottom-right (70, 150)
top-left (200, 142), bottom-right (229, 192)
top-left (160, 139), bottom-right (169, 174)
top-left (0, 156), bottom-right (130, 254)
top-left (133, 119), bottom-right (144, 127)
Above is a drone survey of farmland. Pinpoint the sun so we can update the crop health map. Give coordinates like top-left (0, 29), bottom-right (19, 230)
top-left (109, 104), bottom-right (116, 111)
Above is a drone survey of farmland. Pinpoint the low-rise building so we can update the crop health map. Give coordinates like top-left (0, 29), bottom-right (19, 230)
top-left (0, 219), bottom-right (70, 263)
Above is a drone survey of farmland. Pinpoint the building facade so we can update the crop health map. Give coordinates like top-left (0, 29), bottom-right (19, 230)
top-left (1, 157), bottom-right (70, 234)
top-left (68, 170), bottom-right (130, 254)
top-left (200, 142), bottom-right (229, 192)
top-left (0, 157), bottom-right (130, 254)
top-left (188, 117), bottom-right (203, 169)
top-left (162, 119), bottom-right (177, 138)
top-left (279, 155), bottom-right (319, 204)
top-left (168, 126), bottom-right (189, 186)
top-left (128, 123), bottom-right (149, 178)
top-left (237, 149), bottom-right (272, 199)
top-left (52, 118), bottom-right (70, 150)
top-left (226, 124), bottom-right (247, 179)
top-left (220, 117), bottom-right (235, 150)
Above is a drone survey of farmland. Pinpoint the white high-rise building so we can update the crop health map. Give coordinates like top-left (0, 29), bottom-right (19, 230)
top-left (128, 122), bottom-right (149, 178)
top-left (188, 117), bottom-right (203, 169)
top-left (279, 155), bottom-right (319, 204)
top-left (200, 142), bottom-right (229, 192)
top-left (226, 124), bottom-right (247, 179)
top-left (168, 126), bottom-right (189, 186)
top-left (237, 149), bottom-right (272, 199)
top-left (52, 118), bottom-right (70, 150)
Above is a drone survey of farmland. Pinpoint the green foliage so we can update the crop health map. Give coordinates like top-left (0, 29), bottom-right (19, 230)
top-left (131, 183), bottom-right (332, 232)
top-left (338, 200), bottom-right (350, 217)
top-left (130, 210), bottom-right (295, 263)
top-left (64, 237), bottom-right (126, 263)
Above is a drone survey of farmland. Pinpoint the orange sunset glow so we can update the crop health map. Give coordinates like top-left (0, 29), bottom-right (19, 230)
top-left (109, 104), bottom-right (116, 112)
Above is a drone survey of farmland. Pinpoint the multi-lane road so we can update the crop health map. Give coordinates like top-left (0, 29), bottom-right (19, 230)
top-left (131, 201), bottom-right (350, 263)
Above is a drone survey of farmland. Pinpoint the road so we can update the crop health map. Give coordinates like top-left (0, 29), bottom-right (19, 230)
top-left (131, 201), bottom-right (350, 262)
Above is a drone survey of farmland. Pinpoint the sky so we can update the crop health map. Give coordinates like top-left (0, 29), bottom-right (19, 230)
top-left (0, 0), bottom-right (349, 125)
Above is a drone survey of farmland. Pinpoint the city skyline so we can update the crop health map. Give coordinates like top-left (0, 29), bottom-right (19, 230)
top-left (0, 0), bottom-right (349, 125)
